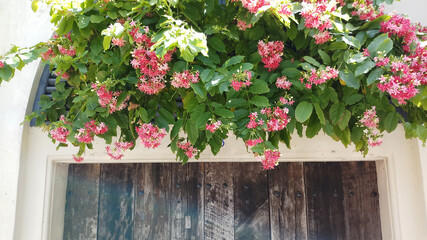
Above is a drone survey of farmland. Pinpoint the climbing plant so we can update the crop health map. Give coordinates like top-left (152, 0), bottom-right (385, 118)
top-left (1, 0), bottom-right (427, 169)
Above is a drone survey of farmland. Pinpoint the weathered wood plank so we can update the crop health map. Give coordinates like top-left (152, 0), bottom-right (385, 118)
top-left (305, 162), bottom-right (346, 240)
top-left (98, 163), bottom-right (135, 240)
top-left (186, 163), bottom-right (205, 240)
top-left (234, 162), bottom-right (270, 240)
top-left (171, 163), bottom-right (188, 240)
top-left (204, 162), bottom-right (234, 240)
top-left (63, 164), bottom-right (100, 240)
top-left (269, 162), bottom-right (307, 240)
top-left (134, 163), bottom-right (171, 240)
top-left (342, 161), bottom-right (382, 240)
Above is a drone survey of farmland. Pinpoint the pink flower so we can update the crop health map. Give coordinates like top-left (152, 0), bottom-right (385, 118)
top-left (247, 112), bottom-right (263, 129)
top-left (245, 137), bottom-right (263, 147)
top-left (300, 67), bottom-right (338, 89)
top-left (41, 48), bottom-right (55, 61)
top-left (135, 123), bottom-right (167, 148)
top-left (359, 107), bottom-right (383, 147)
top-left (177, 141), bottom-right (198, 158)
top-left (50, 127), bottom-right (70, 143)
top-left (206, 120), bottom-right (222, 133)
top-left (276, 76), bottom-right (292, 90)
top-left (279, 96), bottom-right (294, 105)
top-left (0, 61), bottom-right (4, 69)
top-left (106, 141), bottom-right (134, 160)
top-left (58, 45), bottom-right (76, 56)
top-left (258, 40), bottom-right (284, 71)
top-left (258, 149), bottom-right (281, 170)
top-left (237, 20), bottom-right (252, 31)
top-left (92, 84), bottom-right (130, 113)
top-left (171, 70), bottom-right (200, 89)
top-left (73, 155), bottom-right (84, 162)
top-left (351, 0), bottom-right (383, 21)
top-left (380, 14), bottom-right (416, 52)
top-left (359, 106), bottom-right (379, 128)
top-left (374, 56), bottom-right (390, 67)
top-left (232, 0), bottom-right (270, 13)
top-left (75, 120), bottom-right (108, 144)
top-left (230, 70), bottom-right (252, 91)
top-left (313, 31), bottom-right (332, 44)
top-left (363, 48), bottom-right (371, 57)
top-left (112, 37), bottom-right (126, 47)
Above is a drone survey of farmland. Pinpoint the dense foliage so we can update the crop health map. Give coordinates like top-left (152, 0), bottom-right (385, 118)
top-left (2, 0), bottom-right (427, 169)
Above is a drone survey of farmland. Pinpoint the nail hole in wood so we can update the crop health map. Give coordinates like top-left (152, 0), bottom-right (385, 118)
top-left (349, 191), bottom-right (355, 198)
top-left (274, 191), bottom-right (280, 197)
top-left (206, 183), bottom-right (212, 189)
top-left (222, 183), bottom-right (228, 188)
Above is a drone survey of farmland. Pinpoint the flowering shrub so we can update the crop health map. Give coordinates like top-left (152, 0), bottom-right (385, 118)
top-left (2, 0), bottom-right (427, 169)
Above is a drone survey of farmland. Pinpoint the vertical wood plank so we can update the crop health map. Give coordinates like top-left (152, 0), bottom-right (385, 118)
top-left (171, 163), bottom-right (188, 240)
top-left (234, 162), bottom-right (270, 240)
top-left (269, 162), bottom-right (307, 240)
top-left (342, 161), bottom-right (382, 240)
top-left (63, 164), bottom-right (100, 240)
top-left (98, 163), bottom-right (135, 240)
top-left (134, 163), bottom-right (171, 240)
top-left (304, 162), bottom-right (346, 240)
top-left (204, 162), bottom-right (234, 240)
top-left (186, 163), bottom-right (205, 240)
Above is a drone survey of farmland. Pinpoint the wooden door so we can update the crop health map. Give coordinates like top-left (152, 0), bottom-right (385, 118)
top-left (63, 162), bottom-right (382, 240)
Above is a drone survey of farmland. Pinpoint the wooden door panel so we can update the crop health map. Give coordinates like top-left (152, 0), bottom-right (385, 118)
top-left (64, 161), bottom-right (382, 240)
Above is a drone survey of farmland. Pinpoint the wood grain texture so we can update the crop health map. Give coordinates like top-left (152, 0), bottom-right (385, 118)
top-left (134, 163), bottom-right (171, 240)
top-left (171, 163), bottom-right (187, 240)
top-left (204, 162), bottom-right (234, 240)
top-left (186, 163), bottom-right (205, 240)
top-left (269, 162), bottom-right (307, 240)
top-left (98, 163), bottom-right (135, 240)
top-left (234, 162), bottom-right (270, 240)
top-left (305, 162), bottom-right (346, 240)
top-left (341, 162), bottom-right (382, 240)
top-left (63, 164), bottom-right (100, 240)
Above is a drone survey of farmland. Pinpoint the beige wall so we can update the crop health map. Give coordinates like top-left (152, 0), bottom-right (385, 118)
top-left (1, 0), bottom-right (427, 239)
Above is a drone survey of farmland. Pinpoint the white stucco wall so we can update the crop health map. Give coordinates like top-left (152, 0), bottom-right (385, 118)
top-left (1, 1), bottom-right (427, 240)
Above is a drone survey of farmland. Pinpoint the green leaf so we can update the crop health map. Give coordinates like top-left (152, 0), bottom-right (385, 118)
top-left (351, 126), bottom-right (364, 142)
top-left (249, 80), bottom-right (269, 94)
top-left (138, 107), bottom-right (149, 123)
top-left (318, 49), bottom-right (331, 65)
top-left (339, 69), bottom-right (360, 89)
top-left (226, 98), bottom-right (247, 108)
top-left (249, 96), bottom-right (270, 107)
top-left (77, 16), bottom-right (90, 28)
top-left (303, 56), bottom-right (321, 67)
top-left (384, 112), bottom-right (400, 133)
top-left (159, 108), bottom-right (175, 124)
top-left (367, 68), bottom-right (384, 85)
top-left (191, 82), bottom-right (207, 99)
top-left (103, 36), bottom-right (112, 50)
top-left (295, 101), bottom-right (313, 123)
top-left (186, 120), bottom-right (199, 144)
top-left (90, 15), bottom-right (104, 23)
top-left (314, 103), bottom-right (325, 125)
top-left (329, 103), bottom-right (346, 125)
top-left (287, 23), bottom-right (297, 40)
top-left (200, 68), bottom-right (215, 83)
top-left (345, 94), bottom-right (364, 105)
top-left (222, 55), bottom-right (244, 69)
top-left (367, 34), bottom-right (393, 55)
top-left (0, 65), bottom-right (14, 81)
top-left (281, 68), bottom-right (301, 78)
top-left (342, 35), bottom-right (361, 49)
top-left (327, 41), bottom-right (347, 50)
top-left (417, 125), bottom-right (427, 142)
top-left (31, 0), bottom-right (39, 12)
top-left (338, 110), bottom-right (351, 130)
top-left (208, 36), bottom-right (226, 52)
top-left (214, 108), bottom-right (234, 118)
top-left (306, 116), bottom-right (321, 138)
top-left (355, 59), bottom-right (375, 76)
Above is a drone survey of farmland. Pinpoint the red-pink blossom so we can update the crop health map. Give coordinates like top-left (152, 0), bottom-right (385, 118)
top-left (41, 48), bottom-right (55, 61)
top-left (177, 141), bottom-right (198, 158)
top-left (300, 67), bottom-right (339, 89)
top-left (380, 14), bottom-right (417, 52)
top-left (106, 141), bottom-right (134, 160)
top-left (351, 0), bottom-right (383, 21)
top-left (92, 84), bottom-right (130, 113)
top-left (237, 20), bottom-right (252, 31)
top-left (0, 61), bottom-right (4, 69)
top-left (58, 45), bottom-right (76, 57)
top-left (73, 155), bottom-right (84, 162)
top-left (231, 0), bottom-right (270, 13)
top-left (363, 48), bottom-right (371, 57)
top-left (258, 149), bottom-right (280, 170)
top-left (75, 120), bottom-right (108, 143)
top-left (276, 76), bottom-right (292, 90)
top-left (258, 40), bottom-right (284, 71)
top-left (171, 70), bottom-right (200, 89)
top-left (359, 107), bottom-right (383, 147)
top-left (206, 120), bottom-right (222, 133)
top-left (245, 137), bottom-right (263, 147)
top-left (374, 56), bottom-right (390, 67)
top-left (50, 126), bottom-right (70, 143)
top-left (135, 123), bottom-right (167, 148)
top-left (313, 31), bottom-right (332, 44)
top-left (112, 37), bottom-right (126, 47)
top-left (230, 70), bottom-right (252, 91)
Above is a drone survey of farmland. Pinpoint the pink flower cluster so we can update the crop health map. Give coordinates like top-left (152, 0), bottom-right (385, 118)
top-left (301, 1), bottom-right (333, 44)
top-left (0, 61), bottom-right (4, 69)
top-left (380, 14), bottom-right (417, 52)
top-left (75, 120), bottom-right (108, 143)
top-left (41, 48), bottom-right (55, 61)
top-left (130, 27), bottom-right (173, 95)
top-left (257, 149), bottom-right (281, 170)
top-left (230, 70), bottom-right (252, 91)
top-left (351, 0), bottom-right (383, 21)
top-left (92, 84), bottom-right (130, 113)
top-left (206, 120), bottom-right (222, 133)
top-left (300, 66), bottom-right (339, 89)
top-left (279, 96), bottom-right (295, 105)
top-left (276, 76), bottom-right (292, 90)
top-left (54, 71), bottom-right (70, 80)
top-left (58, 45), bottom-right (76, 57)
top-left (231, 0), bottom-right (270, 13)
top-left (171, 70), bottom-right (200, 89)
top-left (112, 37), bottom-right (125, 47)
top-left (374, 56), bottom-right (390, 67)
top-left (278, 4), bottom-right (292, 17)
top-left (237, 20), bottom-right (252, 31)
top-left (73, 155), bottom-right (84, 162)
top-left (135, 123), bottom-right (166, 148)
top-left (50, 126), bottom-right (70, 143)
top-left (245, 137), bottom-right (263, 147)
top-left (247, 107), bottom-right (290, 132)
top-left (261, 107), bottom-right (291, 132)
top-left (258, 40), bottom-right (284, 71)
top-left (359, 106), bottom-right (383, 147)
top-left (106, 141), bottom-right (134, 160)
top-left (177, 141), bottom-right (198, 158)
